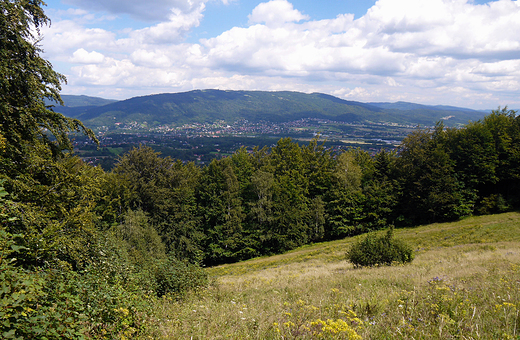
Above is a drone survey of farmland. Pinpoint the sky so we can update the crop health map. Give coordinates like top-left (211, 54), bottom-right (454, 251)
top-left (40, 0), bottom-right (520, 109)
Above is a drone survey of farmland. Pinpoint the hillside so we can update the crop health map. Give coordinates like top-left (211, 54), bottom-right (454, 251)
top-left (52, 90), bottom-right (487, 130)
top-left (46, 95), bottom-right (118, 118)
top-left (367, 101), bottom-right (486, 113)
top-left (156, 212), bottom-right (520, 339)
top-left (60, 95), bottom-right (117, 107)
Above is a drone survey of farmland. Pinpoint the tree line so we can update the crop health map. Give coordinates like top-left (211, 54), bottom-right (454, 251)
top-left (96, 107), bottom-right (519, 266)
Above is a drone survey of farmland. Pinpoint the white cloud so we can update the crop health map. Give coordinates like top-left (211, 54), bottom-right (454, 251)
top-left (473, 60), bottom-right (520, 77)
top-left (131, 49), bottom-right (172, 68)
top-left (70, 49), bottom-right (105, 64)
top-left (42, 0), bottom-right (520, 109)
top-left (361, 0), bottom-right (520, 59)
top-left (41, 20), bottom-right (116, 58)
top-left (71, 58), bottom-right (135, 86)
top-left (385, 77), bottom-right (399, 87)
top-left (129, 3), bottom-right (205, 44)
top-left (344, 87), bottom-right (375, 100)
top-left (63, 0), bottom-right (207, 22)
top-left (65, 8), bottom-right (89, 16)
top-left (248, 0), bottom-right (310, 27)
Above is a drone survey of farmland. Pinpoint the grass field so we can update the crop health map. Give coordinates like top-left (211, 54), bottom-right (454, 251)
top-left (154, 212), bottom-right (520, 339)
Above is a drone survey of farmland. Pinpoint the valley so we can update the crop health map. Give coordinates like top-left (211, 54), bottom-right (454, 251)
top-left (73, 118), bottom-right (415, 169)
top-left (58, 91), bottom-right (485, 168)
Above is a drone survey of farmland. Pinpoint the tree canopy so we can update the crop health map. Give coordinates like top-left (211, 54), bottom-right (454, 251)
top-left (0, 0), bottom-right (95, 172)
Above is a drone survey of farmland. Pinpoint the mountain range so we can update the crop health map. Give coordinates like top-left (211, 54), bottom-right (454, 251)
top-left (48, 90), bottom-right (489, 130)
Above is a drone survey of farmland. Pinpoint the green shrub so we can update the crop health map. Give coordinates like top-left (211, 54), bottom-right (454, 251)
top-left (154, 256), bottom-right (209, 297)
top-left (107, 210), bottom-right (209, 298)
top-left (0, 230), bottom-right (88, 339)
top-left (72, 262), bottom-right (155, 338)
top-left (346, 227), bottom-right (414, 267)
top-left (477, 194), bottom-right (511, 215)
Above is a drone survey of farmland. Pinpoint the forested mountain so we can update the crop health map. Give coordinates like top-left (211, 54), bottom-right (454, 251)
top-left (52, 90), bottom-right (487, 129)
top-left (55, 95), bottom-right (117, 107)
top-left (45, 95), bottom-right (117, 118)
top-left (367, 101), bottom-right (484, 112)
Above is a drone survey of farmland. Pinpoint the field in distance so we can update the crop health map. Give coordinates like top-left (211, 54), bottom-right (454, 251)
top-left (154, 212), bottom-right (520, 339)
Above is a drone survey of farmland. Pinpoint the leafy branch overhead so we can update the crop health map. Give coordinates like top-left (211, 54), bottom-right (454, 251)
top-left (0, 0), bottom-right (96, 170)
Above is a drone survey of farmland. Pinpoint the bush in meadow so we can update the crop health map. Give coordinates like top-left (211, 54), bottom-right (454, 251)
top-left (346, 226), bottom-right (414, 267)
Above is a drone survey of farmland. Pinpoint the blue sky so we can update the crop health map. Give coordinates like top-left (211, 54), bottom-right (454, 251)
top-left (40, 0), bottom-right (520, 109)
top-left (189, 1), bottom-right (378, 41)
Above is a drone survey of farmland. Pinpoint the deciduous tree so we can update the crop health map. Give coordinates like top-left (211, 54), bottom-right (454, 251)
top-left (0, 0), bottom-right (95, 174)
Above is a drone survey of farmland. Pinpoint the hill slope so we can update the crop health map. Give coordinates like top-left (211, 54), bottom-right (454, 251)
top-left (156, 212), bottom-right (520, 339)
top-left (52, 90), bottom-right (487, 129)
top-left (69, 90), bottom-right (382, 128)
top-left (47, 95), bottom-right (118, 118)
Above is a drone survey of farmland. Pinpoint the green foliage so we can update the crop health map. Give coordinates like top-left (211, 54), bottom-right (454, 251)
top-left (476, 194), bottom-right (510, 215)
top-left (2, 155), bottom-right (103, 270)
top-left (0, 2), bottom-right (210, 339)
top-left (0, 184), bottom-right (153, 339)
top-left (0, 0), bottom-right (96, 174)
top-left (153, 256), bottom-right (209, 298)
top-left (0, 228), bottom-right (89, 339)
top-left (106, 209), bottom-right (209, 298)
top-left (70, 261), bottom-right (155, 338)
top-left (346, 227), bottom-right (414, 267)
top-left (397, 123), bottom-right (477, 224)
top-left (110, 209), bottom-right (166, 264)
top-left (0, 0), bottom-right (101, 270)
top-left (325, 150), bottom-right (364, 237)
top-left (0, 219), bottom-right (204, 339)
top-left (358, 150), bottom-right (400, 230)
top-left (113, 145), bottom-right (204, 263)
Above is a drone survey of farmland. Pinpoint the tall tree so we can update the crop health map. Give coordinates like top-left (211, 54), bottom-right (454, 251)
top-left (359, 149), bottom-right (400, 230)
top-left (325, 150), bottom-right (363, 237)
top-left (0, 0), bottom-right (99, 269)
top-left (113, 145), bottom-right (204, 262)
top-left (268, 138), bottom-right (310, 251)
top-left (197, 158), bottom-right (248, 264)
top-left (397, 123), bottom-right (474, 225)
top-left (0, 0), bottom-right (95, 175)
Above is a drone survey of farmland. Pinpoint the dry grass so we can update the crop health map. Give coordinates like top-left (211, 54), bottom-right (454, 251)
top-left (154, 212), bottom-right (520, 339)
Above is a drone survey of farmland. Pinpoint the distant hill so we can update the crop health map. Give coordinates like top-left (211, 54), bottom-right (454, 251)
top-left (60, 95), bottom-right (117, 107)
top-left (46, 94), bottom-right (116, 107)
top-left (368, 101), bottom-right (486, 113)
top-left (51, 90), bottom-right (488, 129)
top-left (46, 95), bottom-right (118, 118)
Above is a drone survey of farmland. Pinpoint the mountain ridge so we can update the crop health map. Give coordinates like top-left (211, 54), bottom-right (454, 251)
top-left (367, 101), bottom-right (488, 113)
top-left (51, 90), bottom-right (489, 130)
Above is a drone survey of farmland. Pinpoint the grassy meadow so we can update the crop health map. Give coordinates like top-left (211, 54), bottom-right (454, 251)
top-left (154, 212), bottom-right (520, 339)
